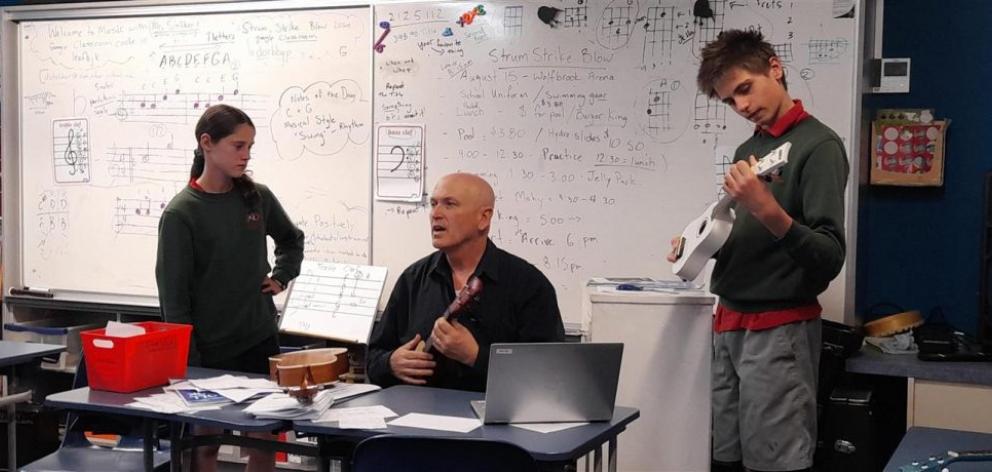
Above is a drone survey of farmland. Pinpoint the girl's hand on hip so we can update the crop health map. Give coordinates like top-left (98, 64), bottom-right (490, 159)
top-left (261, 276), bottom-right (284, 294)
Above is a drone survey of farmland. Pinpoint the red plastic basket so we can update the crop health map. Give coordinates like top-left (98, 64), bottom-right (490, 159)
top-left (80, 322), bottom-right (192, 393)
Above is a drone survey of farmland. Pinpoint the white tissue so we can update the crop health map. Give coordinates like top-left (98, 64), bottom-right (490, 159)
top-left (865, 331), bottom-right (918, 354)
top-left (105, 321), bottom-right (146, 338)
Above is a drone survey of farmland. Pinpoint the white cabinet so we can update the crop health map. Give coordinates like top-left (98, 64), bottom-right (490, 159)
top-left (585, 287), bottom-right (714, 472)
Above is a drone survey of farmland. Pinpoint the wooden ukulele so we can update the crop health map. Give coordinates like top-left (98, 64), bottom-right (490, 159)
top-left (416, 275), bottom-right (484, 355)
top-left (268, 347), bottom-right (349, 404)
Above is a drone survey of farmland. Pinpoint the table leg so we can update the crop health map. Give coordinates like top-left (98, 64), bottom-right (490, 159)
top-left (317, 436), bottom-right (331, 472)
top-left (143, 418), bottom-right (154, 472)
top-left (7, 400), bottom-right (15, 472)
top-left (0, 374), bottom-right (32, 472)
top-left (608, 437), bottom-right (617, 472)
top-left (593, 444), bottom-right (603, 472)
top-left (2, 373), bottom-right (12, 472)
top-left (170, 421), bottom-right (183, 472)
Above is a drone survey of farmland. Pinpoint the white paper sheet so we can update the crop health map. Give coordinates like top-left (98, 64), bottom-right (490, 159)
top-left (387, 413), bottom-right (481, 433)
top-left (511, 422), bottom-right (588, 433)
top-left (315, 405), bottom-right (397, 423)
top-left (105, 321), bottom-right (146, 338)
top-left (214, 388), bottom-right (278, 403)
top-left (326, 382), bottom-right (381, 401)
top-left (243, 391), bottom-right (334, 420)
top-left (128, 392), bottom-right (223, 414)
top-left (339, 416), bottom-right (388, 429)
top-left (189, 375), bottom-right (280, 391)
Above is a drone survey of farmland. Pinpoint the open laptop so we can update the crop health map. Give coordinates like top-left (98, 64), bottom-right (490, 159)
top-left (470, 342), bottom-right (623, 424)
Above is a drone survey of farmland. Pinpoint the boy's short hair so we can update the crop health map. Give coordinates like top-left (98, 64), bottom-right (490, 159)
top-left (697, 29), bottom-right (786, 98)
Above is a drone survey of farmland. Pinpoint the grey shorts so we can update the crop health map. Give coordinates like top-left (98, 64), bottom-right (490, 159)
top-left (711, 319), bottom-right (821, 471)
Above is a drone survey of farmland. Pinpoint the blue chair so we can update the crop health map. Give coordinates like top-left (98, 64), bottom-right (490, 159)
top-left (351, 434), bottom-right (539, 472)
top-left (20, 358), bottom-right (172, 472)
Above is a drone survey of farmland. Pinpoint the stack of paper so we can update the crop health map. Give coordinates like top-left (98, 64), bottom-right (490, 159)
top-left (324, 383), bottom-right (381, 401)
top-left (314, 405), bottom-right (397, 429)
top-left (123, 375), bottom-right (380, 417)
top-left (126, 375), bottom-right (282, 414)
top-left (588, 277), bottom-right (700, 293)
top-left (127, 392), bottom-right (226, 414)
top-left (243, 390), bottom-right (335, 420)
top-left (187, 375), bottom-right (281, 391)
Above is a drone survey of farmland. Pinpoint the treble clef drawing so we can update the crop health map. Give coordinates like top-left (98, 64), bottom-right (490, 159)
top-left (52, 118), bottom-right (90, 183)
top-left (64, 128), bottom-right (79, 175)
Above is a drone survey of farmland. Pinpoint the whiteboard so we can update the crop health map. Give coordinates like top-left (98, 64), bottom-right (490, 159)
top-left (371, 0), bottom-right (861, 324)
top-left (16, 4), bottom-right (373, 302)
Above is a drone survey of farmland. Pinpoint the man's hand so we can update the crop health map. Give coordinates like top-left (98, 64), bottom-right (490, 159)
top-left (725, 156), bottom-right (792, 238)
top-left (430, 318), bottom-right (479, 366)
top-left (389, 334), bottom-right (436, 385)
top-left (666, 235), bottom-right (681, 263)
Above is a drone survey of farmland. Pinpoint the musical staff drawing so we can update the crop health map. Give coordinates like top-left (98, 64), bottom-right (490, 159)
top-left (106, 144), bottom-right (193, 184)
top-left (280, 261), bottom-right (388, 343)
top-left (808, 39), bottom-right (848, 64)
top-left (114, 88), bottom-right (268, 125)
top-left (504, 6), bottom-right (524, 36)
top-left (112, 195), bottom-right (168, 236)
top-left (52, 118), bottom-right (90, 183)
top-left (643, 6), bottom-right (675, 63)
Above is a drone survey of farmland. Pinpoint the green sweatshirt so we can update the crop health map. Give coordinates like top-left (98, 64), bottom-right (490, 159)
top-left (711, 117), bottom-right (849, 312)
top-left (155, 183), bottom-right (304, 362)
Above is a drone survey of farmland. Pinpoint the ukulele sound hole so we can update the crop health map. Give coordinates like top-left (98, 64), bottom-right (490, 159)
top-left (697, 219), bottom-right (707, 235)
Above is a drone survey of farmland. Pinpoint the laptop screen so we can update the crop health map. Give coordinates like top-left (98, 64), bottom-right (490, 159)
top-left (476, 342), bottom-right (623, 424)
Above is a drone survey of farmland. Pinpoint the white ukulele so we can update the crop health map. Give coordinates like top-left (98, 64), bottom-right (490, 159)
top-left (671, 142), bottom-right (791, 281)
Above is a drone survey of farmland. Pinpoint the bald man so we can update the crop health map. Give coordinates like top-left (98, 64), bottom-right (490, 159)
top-left (367, 173), bottom-right (565, 391)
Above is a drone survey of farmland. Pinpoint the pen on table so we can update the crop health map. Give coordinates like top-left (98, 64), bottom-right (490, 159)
top-left (616, 284), bottom-right (679, 294)
top-left (615, 284), bottom-right (643, 291)
top-left (8, 286), bottom-right (54, 298)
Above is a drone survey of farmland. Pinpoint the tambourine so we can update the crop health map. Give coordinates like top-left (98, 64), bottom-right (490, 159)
top-left (863, 310), bottom-right (923, 337)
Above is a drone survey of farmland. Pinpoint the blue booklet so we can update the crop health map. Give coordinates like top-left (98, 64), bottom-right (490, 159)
top-left (176, 389), bottom-right (229, 407)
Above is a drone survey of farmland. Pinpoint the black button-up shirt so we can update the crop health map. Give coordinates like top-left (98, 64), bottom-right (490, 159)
top-left (367, 239), bottom-right (565, 392)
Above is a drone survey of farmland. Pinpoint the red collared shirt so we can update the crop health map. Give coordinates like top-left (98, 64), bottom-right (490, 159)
top-left (756, 99), bottom-right (810, 138)
top-left (189, 177), bottom-right (204, 191)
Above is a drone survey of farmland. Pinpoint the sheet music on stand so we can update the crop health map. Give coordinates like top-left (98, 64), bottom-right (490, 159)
top-left (279, 261), bottom-right (388, 344)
